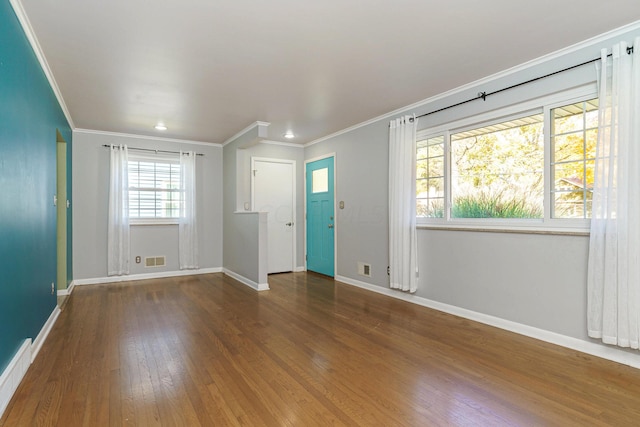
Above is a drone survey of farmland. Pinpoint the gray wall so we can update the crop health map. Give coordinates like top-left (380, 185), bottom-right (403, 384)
top-left (224, 128), bottom-right (306, 281)
top-left (306, 120), bottom-right (390, 281)
top-left (222, 127), bottom-right (262, 283)
top-left (72, 131), bottom-right (223, 279)
top-left (419, 231), bottom-right (590, 339)
top-left (224, 211), bottom-right (266, 285)
top-left (304, 25), bottom-right (640, 347)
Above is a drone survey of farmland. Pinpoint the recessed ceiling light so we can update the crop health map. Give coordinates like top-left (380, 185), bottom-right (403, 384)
top-left (284, 131), bottom-right (295, 139)
top-left (155, 123), bottom-right (167, 131)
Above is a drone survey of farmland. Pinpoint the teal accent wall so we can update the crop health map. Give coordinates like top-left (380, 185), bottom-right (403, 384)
top-left (0, 0), bottom-right (72, 372)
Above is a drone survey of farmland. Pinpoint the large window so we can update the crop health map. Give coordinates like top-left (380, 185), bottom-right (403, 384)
top-left (451, 113), bottom-right (544, 219)
top-left (128, 157), bottom-right (182, 220)
top-left (416, 93), bottom-right (597, 230)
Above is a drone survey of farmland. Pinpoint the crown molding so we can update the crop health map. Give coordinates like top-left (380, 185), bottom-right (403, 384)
top-left (221, 121), bottom-right (271, 147)
top-left (74, 128), bottom-right (221, 147)
top-left (259, 139), bottom-right (304, 148)
top-left (306, 19), bottom-right (640, 148)
top-left (10, 0), bottom-right (75, 129)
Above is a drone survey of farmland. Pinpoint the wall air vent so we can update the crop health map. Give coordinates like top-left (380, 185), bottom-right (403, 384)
top-left (358, 262), bottom-right (371, 277)
top-left (145, 256), bottom-right (166, 268)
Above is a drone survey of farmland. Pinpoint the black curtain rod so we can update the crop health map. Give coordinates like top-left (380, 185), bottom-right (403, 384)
top-left (102, 144), bottom-right (204, 156)
top-left (404, 45), bottom-right (634, 123)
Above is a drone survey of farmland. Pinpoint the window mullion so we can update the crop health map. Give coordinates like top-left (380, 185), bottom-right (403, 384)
top-left (444, 130), bottom-right (451, 221)
top-left (582, 101), bottom-right (589, 219)
top-left (544, 104), bottom-right (552, 221)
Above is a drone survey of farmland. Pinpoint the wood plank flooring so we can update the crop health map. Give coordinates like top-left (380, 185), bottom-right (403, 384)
top-left (2, 272), bottom-right (640, 426)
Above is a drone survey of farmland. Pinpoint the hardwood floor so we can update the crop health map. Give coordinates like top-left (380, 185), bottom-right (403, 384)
top-left (2, 272), bottom-right (640, 426)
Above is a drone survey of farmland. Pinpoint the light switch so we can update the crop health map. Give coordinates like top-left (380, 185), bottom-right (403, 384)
top-left (339, 201), bottom-right (345, 209)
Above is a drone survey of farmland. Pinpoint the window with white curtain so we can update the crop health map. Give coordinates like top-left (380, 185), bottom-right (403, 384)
top-left (416, 89), bottom-right (598, 231)
top-left (128, 155), bottom-right (183, 223)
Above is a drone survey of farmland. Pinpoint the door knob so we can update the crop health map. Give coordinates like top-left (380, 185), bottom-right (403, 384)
top-left (328, 224), bottom-right (334, 229)
top-left (286, 222), bottom-right (294, 226)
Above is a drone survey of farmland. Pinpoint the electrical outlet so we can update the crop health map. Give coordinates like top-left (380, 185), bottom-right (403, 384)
top-left (135, 256), bottom-right (141, 264)
top-left (51, 282), bottom-right (54, 295)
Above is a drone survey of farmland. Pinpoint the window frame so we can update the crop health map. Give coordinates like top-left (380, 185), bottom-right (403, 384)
top-left (128, 153), bottom-right (182, 226)
top-left (416, 85), bottom-right (596, 233)
top-left (548, 98), bottom-right (598, 221)
top-left (416, 134), bottom-right (446, 218)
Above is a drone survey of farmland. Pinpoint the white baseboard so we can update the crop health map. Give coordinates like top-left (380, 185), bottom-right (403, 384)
top-left (57, 280), bottom-right (75, 297)
top-left (293, 266), bottom-right (306, 272)
top-left (335, 275), bottom-right (640, 370)
top-left (73, 267), bottom-right (223, 286)
top-left (223, 269), bottom-right (270, 291)
top-left (31, 306), bottom-right (61, 363)
top-left (0, 301), bottom-right (61, 419)
top-left (0, 340), bottom-right (31, 420)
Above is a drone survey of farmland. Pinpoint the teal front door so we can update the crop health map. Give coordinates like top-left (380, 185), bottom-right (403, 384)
top-left (306, 157), bottom-right (334, 277)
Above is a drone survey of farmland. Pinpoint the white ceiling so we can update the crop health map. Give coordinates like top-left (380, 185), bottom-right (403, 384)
top-left (16, 0), bottom-right (640, 145)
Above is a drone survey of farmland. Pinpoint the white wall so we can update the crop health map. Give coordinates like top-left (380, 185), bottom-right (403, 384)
top-left (72, 131), bottom-right (223, 280)
top-left (303, 23), bottom-right (640, 364)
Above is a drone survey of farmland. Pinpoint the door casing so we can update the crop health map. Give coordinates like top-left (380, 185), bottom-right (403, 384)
top-left (56, 131), bottom-right (68, 292)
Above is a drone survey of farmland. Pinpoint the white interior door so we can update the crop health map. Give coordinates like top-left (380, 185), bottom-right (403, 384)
top-left (252, 158), bottom-right (295, 274)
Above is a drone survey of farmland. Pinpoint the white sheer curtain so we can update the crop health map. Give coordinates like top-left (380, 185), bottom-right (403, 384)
top-left (588, 37), bottom-right (640, 349)
top-left (389, 115), bottom-right (418, 293)
top-left (179, 151), bottom-right (199, 269)
top-left (107, 144), bottom-right (130, 276)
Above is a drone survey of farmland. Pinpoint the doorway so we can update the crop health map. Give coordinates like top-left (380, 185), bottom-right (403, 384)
top-left (252, 157), bottom-right (296, 274)
top-left (56, 130), bottom-right (68, 294)
top-left (305, 156), bottom-right (335, 277)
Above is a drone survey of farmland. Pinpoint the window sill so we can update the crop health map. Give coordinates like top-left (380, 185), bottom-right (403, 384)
top-left (417, 223), bottom-right (589, 236)
top-left (130, 220), bottom-right (179, 226)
